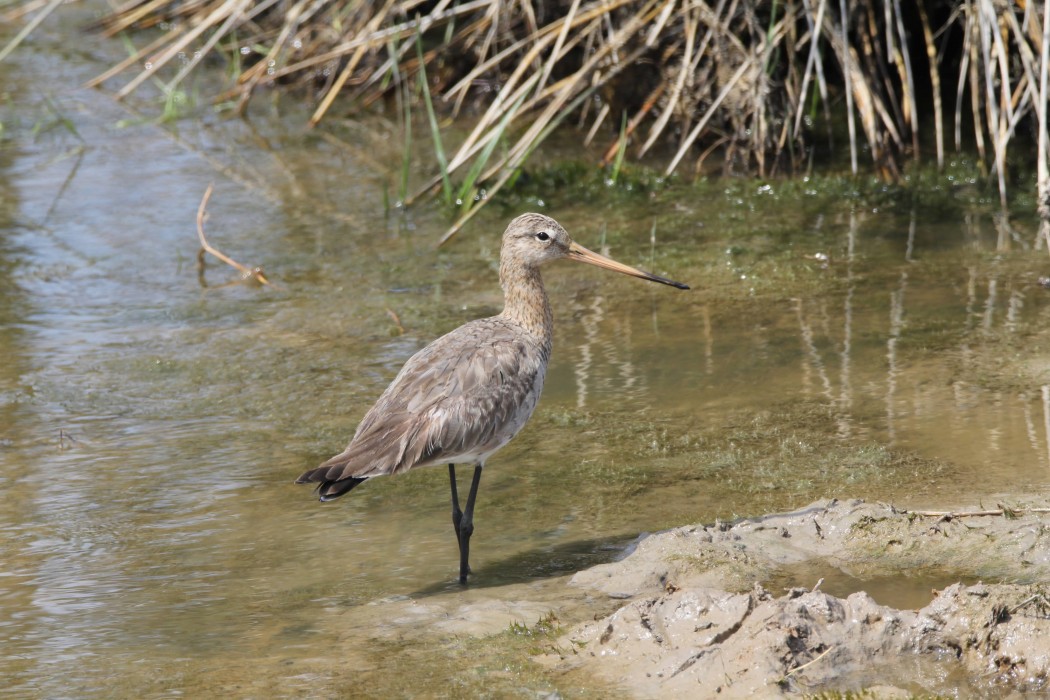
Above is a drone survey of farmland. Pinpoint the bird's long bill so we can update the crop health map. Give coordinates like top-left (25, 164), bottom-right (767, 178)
top-left (568, 242), bottom-right (690, 290)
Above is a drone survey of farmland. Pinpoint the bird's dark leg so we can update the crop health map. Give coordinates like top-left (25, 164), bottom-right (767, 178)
top-left (449, 464), bottom-right (462, 539)
top-left (457, 464), bottom-right (483, 584)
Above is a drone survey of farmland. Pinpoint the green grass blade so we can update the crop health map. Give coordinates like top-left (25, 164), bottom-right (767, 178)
top-left (455, 90), bottom-right (526, 208)
top-left (610, 110), bottom-right (628, 184)
top-left (388, 38), bottom-right (412, 206)
top-left (415, 32), bottom-right (452, 205)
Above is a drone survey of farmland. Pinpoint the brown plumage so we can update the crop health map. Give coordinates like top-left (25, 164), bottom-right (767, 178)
top-left (296, 213), bottom-right (688, 583)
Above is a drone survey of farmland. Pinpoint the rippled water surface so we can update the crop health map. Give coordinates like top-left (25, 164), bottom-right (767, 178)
top-left (4, 14), bottom-right (1050, 698)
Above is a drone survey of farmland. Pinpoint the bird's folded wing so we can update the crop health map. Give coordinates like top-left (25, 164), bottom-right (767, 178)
top-left (310, 319), bottom-right (545, 482)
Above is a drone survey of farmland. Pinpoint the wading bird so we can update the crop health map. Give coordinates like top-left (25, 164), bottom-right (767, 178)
top-left (296, 213), bottom-right (688, 583)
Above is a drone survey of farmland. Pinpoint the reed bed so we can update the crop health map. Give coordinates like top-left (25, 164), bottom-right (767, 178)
top-left (4, 0), bottom-right (1050, 240)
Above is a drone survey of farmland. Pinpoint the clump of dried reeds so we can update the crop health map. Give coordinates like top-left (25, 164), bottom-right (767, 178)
top-left (5, 0), bottom-right (1050, 240)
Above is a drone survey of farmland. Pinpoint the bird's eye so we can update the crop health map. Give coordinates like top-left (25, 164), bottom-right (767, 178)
top-left (536, 231), bottom-right (550, 242)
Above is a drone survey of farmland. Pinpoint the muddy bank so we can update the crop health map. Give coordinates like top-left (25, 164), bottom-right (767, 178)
top-left (545, 499), bottom-right (1050, 697)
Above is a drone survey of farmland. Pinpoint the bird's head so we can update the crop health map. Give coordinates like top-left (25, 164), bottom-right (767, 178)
top-left (500, 212), bottom-right (689, 289)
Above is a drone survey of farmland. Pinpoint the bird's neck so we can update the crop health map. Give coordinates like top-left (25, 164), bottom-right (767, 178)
top-left (499, 263), bottom-right (553, 342)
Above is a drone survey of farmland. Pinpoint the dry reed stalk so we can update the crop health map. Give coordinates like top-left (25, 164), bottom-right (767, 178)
top-left (978, 0), bottom-right (1009, 207)
top-left (233, 0), bottom-right (308, 97)
top-left (405, 71), bottom-right (540, 206)
top-left (97, 0), bottom-right (174, 37)
top-left (534, 0), bottom-right (579, 96)
top-left (638, 5), bottom-right (696, 157)
top-left (114, 0), bottom-right (245, 98)
top-left (600, 83), bottom-right (663, 167)
top-left (474, 2), bottom-right (664, 181)
top-left (268, 0), bottom-right (494, 81)
top-left (793, 0), bottom-right (828, 141)
top-left (441, 39), bottom-right (655, 243)
top-left (0, 0), bottom-right (64, 63)
top-left (410, 1), bottom-right (642, 204)
top-left (85, 26), bottom-right (182, 88)
top-left (308, 0), bottom-right (398, 126)
top-left (665, 56), bottom-right (753, 175)
top-left (889, 0), bottom-right (919, 160)
top-left (1, 0), bottom-right (51, 22)
top-left (916, 1), bottom-right (944, 168)
top-left (1039, 0), bottom-right (1050, 253)
top-left (162, 0), bottom-right (252, 95)
top-left (838, 0), bottom-right (858, 174)
top-left (583, 101), bottom-right (610, 145)
top-left (439, 5), bottom-right (616, 158)
top-left (5, 0), bottom-right (1043, 232)
top-left (957, 4), bottom-right (984, 163)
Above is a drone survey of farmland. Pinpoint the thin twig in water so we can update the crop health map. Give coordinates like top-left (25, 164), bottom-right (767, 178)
top-left (58, 428), bottom-right (79, 450)
top-left (900, 507), bottom-right (1050, 518)
top-left (385, 308), bottom-right (405, 335)
top-left (779, 645), bottom-right (835, 683)
top-left (196, 183), bottom-right (273, 288)
top-left (1009, 594), bottom-right (1050, 616)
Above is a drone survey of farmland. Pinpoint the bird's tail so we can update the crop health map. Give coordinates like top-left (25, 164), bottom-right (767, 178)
top-left (295, 466), bottom-right (368, 502)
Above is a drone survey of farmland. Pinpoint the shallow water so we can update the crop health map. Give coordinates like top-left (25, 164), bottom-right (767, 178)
top-left (4, 13), bottom-right (1050, 697)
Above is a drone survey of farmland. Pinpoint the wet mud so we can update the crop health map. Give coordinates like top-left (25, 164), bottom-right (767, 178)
top-left (548, 499), bottom-right (1050, 697)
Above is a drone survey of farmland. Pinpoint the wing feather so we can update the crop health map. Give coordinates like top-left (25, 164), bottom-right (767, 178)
top-left (296, 317), bottom-right (549, 494)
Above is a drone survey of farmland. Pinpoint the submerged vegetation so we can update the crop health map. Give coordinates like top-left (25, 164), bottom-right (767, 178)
top-left (3, 0), bottom-right (1050, 239)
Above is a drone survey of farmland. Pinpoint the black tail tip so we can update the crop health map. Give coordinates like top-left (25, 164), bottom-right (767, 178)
top-left (316, 476), bottom-right (368, 501)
